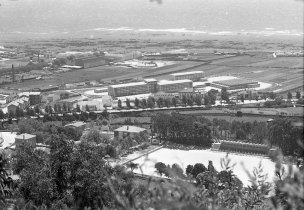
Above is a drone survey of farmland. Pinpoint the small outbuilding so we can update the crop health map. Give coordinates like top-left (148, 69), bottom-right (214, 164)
top-left (15, 133), bottom-right (37, 149)
top-left (114, 125), bottom-right (147, 139)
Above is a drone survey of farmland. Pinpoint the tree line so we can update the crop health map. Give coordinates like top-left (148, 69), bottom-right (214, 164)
top-left (152, 112), bottom-right (212, 147)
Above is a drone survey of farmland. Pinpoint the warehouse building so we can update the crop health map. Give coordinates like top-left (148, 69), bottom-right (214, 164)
top-left (108, 82), bottom-right (149, 97)
top-left (158, 79), bottom-right (193, 93)
top-left (75, 56), bottom-right (107, 68)
top-left (210, 78), bottom-right (260, 90)
top-left (170, 71), bottom-right (204, 81)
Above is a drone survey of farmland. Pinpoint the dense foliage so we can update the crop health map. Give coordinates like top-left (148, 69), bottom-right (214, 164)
top-left (152, 112), bottom-right (212, 146)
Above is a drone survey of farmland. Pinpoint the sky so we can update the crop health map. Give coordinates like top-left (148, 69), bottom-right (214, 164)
top-left (0, 0), bottom-right (303, 34)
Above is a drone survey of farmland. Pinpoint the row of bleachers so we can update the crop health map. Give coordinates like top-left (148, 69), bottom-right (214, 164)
top-left (219, 140), bottom-right (269, 155)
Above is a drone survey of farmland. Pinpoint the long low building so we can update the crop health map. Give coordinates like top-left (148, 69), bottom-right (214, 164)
top-left (108, 82), bottom-right (149, 97)
top-left (108, 79), bottom-right (193, 97)
top-left (210, 78), bottom-right (260, 90)
top-left (170, 71), bottom-right (204, 81)
top-left (158, 79), bottom-right (193, 93)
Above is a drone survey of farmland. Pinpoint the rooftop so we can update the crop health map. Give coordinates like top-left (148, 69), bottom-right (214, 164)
top-left (18, 92), bottom-right (41, 97)
top-left (212, 78), bottom-right (258, 86)
top-left (144, 78), bottom-right (157, 82)
top-left (158, 79), bottom-right (193, 85)
top-left (114, 125), bottom-right (146, 133)
top-left (179, 88), bottom-right (199, 93)
top-left (65, 121), bottom-right (87, 128)
top-left (109, 81), bottom-right (147, 88)
top-left (15, 133), bottom-right (36, 140)
top-left (170, 71), bottom-right (204, 76)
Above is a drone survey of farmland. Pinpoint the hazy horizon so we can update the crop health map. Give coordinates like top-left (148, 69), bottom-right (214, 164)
top-left (0, 0), bottom-right (303, 38)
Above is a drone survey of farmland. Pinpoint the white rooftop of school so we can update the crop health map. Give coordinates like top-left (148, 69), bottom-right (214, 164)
top-left (109, 81), bottom-right (147, 88)
top-left (114, 125), bottom-right (146, 133)
top-left (158, 79), bottom-right (193, 85)
top-left (170, 71), bottom-right (204, 76)
top-left (144, 78), bottom-right (157, 82)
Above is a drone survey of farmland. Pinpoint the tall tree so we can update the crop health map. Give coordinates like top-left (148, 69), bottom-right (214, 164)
top-left (156, 97), bottom-right (163, 108)
top-left (182, 95), bottom-right (187, 106)
top-left (221, 87), bottom-right (229, 103)
top-left (118, 99), bottom-right (122, 109)
top-left (296, 91), bottom-right (301, 99)
top-left (171, 97), bottom-right (177, 107)
top-left (240, 95), bottom-right (245, 104)
top-left (147, 96), bottom-right (155, 108)
top-left (141, 98), bottom-right (147, 108)
top-left (126, 99), bottom-right (131, 108)
top-left (134, 98), bottom-right (140, 107)
top-left (287, 91), bottom-right (292, 101)
top-left (0, 109), bottom-right (4, 119)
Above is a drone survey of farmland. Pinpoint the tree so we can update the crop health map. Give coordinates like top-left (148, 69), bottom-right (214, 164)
top-left (57, 104), bottom-right (62, 113)
top-left (191, 163), bottom-right (207, 178)
top-left (48, 106), bottom-right (53, 114)
top-left (236, 111), bottom-right (243, 117)
top-left (156, 97), bottom-right (163, 108)
top-left (171, 163), bottom-right (184, 178)
top-left (141, 98), bottom-right (147, 108)
top-left (186, 165), bottom-right (194, 176)
top-left (126, 162), bottom-right (139, 172)
top-left (85, 105), bottom-right (90, 112)
top-left (118, 99), bottom-right (122, 109)
top-left (62, 103), bottom-right (67, 113)
top-left (134, 98), bottom-right (140, 107)
top-left (187, 97), bottom-right (194, 106)
top-left (155, 162), bottom-right (168, 177)
top-left (84, 129), bottom-right (102, 144)
top-left (164, 97), bottom-right (171, 107)
top-left (76, 104), bottom-right (81, 112)
top-left (182, 95), bottom-right (187, 106)
top-left (204, 95), bottom-right (210, 105)
top-left (45, 105), bottom-right (49, 114)
top-left (126, 99), bottom-right (131, 108)
top-left (296, 91), bottom-right (301, 99)
top-left (269, 92), bottom-right (276, 99)
top-left (0, 155), bottom-right (13, 202)
top-left (9, 110), bottom-right (15, 119)
top-left (194, 95), bottom-right (202, 106)
top-left (287, 91), bottom-right (292, 101)
top-left (236, 129), bottom-right (246, 140)
top-left (221, 87), bottom-right (229, 103)
top-left (147, 96), bottom-right (155, 108)
top-left (171, 97), bottom-right (177, 107)
top-left (67, 105), bottom-right (71, 113)
top-left (0, 109), bottom-right (4, 119)
top-left (240, 94), bottom-right (245, 104)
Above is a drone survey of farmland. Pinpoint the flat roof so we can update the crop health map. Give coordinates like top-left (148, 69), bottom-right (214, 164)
top-left (114, 125), bottom-right (146, 133)
top-left (144, 78), bottom-right (157, 82)
top-left (170, 71), bottom-right (204, 76)
top-left (15, 133), bottom-right (36, 140)
top-left (158, 79), bottom-right (193, 85)
top-left (212, 78), bottom-right (258, 86)
top-left (109, 81), bottom-right (147, 88)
